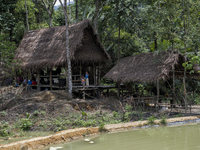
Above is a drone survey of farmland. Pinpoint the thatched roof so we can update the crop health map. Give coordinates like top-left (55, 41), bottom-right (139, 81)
top-left (104, 51), bottom-right (200, 83)
top-left (15, 19), bottom-right (110, 69)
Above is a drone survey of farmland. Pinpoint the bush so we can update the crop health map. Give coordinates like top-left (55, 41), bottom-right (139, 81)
top-left (33, 110), bottom-right (40, 117)
top-left (0, 122), bottom-right (10, 137)
top-left (125, 104), bottom-right (133, 112)
top-left (160, 117), bottom-right (167, 125)
top-left (99, 123), bottom-right (106, 132)
top-left (40, 111), bottom-right (46, 116)
top-left (0, 111), bottom-right (7, 117)
top-left (19, 118), bottom-right (32, 131)
top-left (147, 116), bottom-right (156, 125)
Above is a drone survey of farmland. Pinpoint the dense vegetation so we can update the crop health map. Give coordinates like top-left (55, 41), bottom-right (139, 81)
top-left (1, 0), bottom-right (200, 139)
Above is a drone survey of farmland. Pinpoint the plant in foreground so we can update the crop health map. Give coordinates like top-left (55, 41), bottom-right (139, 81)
top-left (99, 123), bottom-right (106, 132)
top-left (160, 116), bottom-right (167, 125)
top-left (147, 116), bottom-right (156, 125)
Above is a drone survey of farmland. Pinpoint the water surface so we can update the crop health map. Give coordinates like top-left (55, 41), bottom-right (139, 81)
top-left (46, 123), bottom-right (200, 150)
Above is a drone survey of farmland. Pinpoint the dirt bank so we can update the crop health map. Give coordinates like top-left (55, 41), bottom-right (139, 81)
top-left (0, 116), bottom-right (199, 150)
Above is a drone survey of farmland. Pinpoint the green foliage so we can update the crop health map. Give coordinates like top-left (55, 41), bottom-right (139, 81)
top-left (40, 111), bottom-right (46, 116)
top-left (125, 104), bottom-right (133, 112)
top-left (175, 114), bottom-right (183, 118)
top-left (0, 122), bottom-right (10, 137)
top-left (19, 118), bottom-right (32, 131)
top-left (160, 116), bottom-right (167, 125)
top-left (99, 123), bottom-right (106, 132)
top-left (33, 110), bottom-right (40, 117)
top-left (0, 111), bottom-right (7, 117)
top-left (113, 111), bottom-right (119, 118)
top-left (147, 116), bottom-right (156, 125)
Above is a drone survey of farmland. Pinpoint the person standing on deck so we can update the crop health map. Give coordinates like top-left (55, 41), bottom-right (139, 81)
top-left (85, 72), bottom-right (89, 86)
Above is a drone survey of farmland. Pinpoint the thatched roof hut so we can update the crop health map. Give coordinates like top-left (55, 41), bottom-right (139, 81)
top-left (15, 19), bottom-right (110, 69)
top-left (104, 51), bottom-right (200, 83)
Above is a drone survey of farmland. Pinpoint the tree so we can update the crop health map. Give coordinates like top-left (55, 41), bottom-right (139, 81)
top-left (41, 0), bottom-right (57, 27)
top-left (59, 0), bottom-right (72, 99)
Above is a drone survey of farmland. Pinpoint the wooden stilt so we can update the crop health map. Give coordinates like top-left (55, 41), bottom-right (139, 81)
top-left (98, 63), bottom-right (101, 85)
top-left (80, 61), bottom-right (82, 78)
top-left (93, 63), bottom-right (95, 85)
top-left (157, 79), bottom-right (159, 109)
top-left (173, 68), bottom-right (175, 107)
top-left (37, 70), bottom-right (40, 91)
top-left (107, 88), bottom-right (109, 97)
top-left (50, 70), bottom-right (52, 90)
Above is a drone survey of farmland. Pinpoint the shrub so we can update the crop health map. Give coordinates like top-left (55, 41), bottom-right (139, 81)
top-left (99, 123), bottom-right (106, 132)
top-left (19, 118), bottom-right (32, 131)
top-left (125, 104), bottom-right (133, 112)
top-left (124, 112), bottom-right (132, 122)
top-left (0, 111), bottom-right (7, 117)
top-left (147, 116), bottom-right (156, 125)
top-left (0, 122), bottom-right (9, 137)
top-left (160, 117), bottom-right (167, 125)
top-left (33, 110), bottom-right (40, 117)
top-left (40, 111), bottom-right (46, 116)
top-left (113, 111), bottom-right (119, 118)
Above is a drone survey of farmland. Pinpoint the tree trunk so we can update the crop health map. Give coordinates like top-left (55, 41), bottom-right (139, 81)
top-left (183, 0), bottom-right (187, 114)
top-left (154, 31), bottom-right (157, 51)
top-left (68, 0), bottom-right (71, 22)
top-left (94, 0), bottom-right (99, 33)
top-left (118, 11), bottom-right (120, 61)
top-left (49, 14), bottom-right (52, 28)
top-left (76, 0), bottom-right (78, 21)
top-left (25, 0), bottom-right (29, 31)
top-left (42, 0), bottom-right (57, 28)
top-left (59, 0), bottom-right (72, 99)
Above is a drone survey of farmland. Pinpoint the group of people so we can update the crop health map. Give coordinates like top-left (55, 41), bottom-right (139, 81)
top-left (81, 72), bottom-right (89, 86)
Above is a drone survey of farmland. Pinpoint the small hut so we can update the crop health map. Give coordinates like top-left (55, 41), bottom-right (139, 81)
top-left (104, 50), bottom-right (200, 107)
top-left (14, 19), bottom-right (111, 92)
top-left (104, 50), bottom-right (200, 83)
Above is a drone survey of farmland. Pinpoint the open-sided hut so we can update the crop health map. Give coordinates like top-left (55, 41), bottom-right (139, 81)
top-left (104, 50), bottom-right (200, 106)
top-left (104, 50), bottom-right (200, 83)
top-left (14, 19), bottom-right (110, 91)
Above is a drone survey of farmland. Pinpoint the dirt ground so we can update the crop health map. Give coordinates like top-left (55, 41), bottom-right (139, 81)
top-left (0, 86), bottom-right (200, 131)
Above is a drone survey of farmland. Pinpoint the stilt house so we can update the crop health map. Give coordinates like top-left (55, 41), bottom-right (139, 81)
top-left (14, 19), bottom-right (111, 92)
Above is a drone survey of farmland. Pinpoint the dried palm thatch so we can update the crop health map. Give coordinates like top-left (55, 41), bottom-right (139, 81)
top-left (104, 50), bottom-right (200, 83)
top-left (14, 19), bottom-right (110, 69)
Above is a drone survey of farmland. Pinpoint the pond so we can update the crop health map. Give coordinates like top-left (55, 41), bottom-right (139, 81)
top-left (44, 123), bottom-right (200, 150)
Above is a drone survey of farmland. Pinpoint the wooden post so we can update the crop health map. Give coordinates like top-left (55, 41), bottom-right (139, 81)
top-left (173, 68), bottom-right (175, 107)
top-left (157, 79), bottom-right (159, 109)
top-left (93, 63), bottom-right (95, 85)
top-left (107, 88), bottom-right (109, 97)
top-left (37, 70), bottom-right (40, 91)
top-left (26, 70), bottom-right (28, 91)
top-left (80, 61), bottom-right (82, 79)
top-left (98, 64), bottom-right (101, 85)
top-left (117, 82), bottom-right (120, 100)
top-left (50, 70), bottom-right (52, 90)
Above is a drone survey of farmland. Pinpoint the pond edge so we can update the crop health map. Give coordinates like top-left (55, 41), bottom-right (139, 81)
top-left (0, 116), bottom-right (200, 150)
